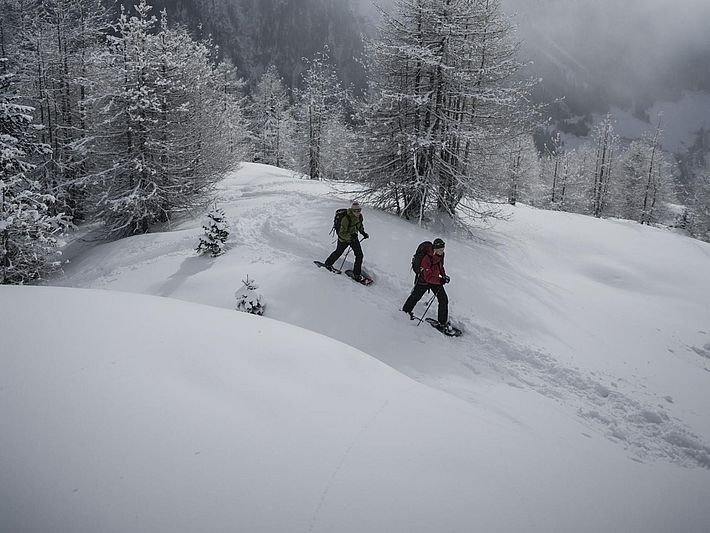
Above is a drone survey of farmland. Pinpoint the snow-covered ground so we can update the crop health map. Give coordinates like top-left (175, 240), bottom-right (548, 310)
top-left (2, 162), bottom-right (710, 532)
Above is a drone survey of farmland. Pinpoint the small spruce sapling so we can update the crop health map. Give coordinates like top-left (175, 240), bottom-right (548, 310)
top-left (235, 276), bottom-right (265, 316)
top-left (196, 206), bottom-right (229, 257)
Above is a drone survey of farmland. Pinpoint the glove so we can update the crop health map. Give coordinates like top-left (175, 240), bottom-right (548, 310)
top-left (362, 232), bottom-right (369, 239)
top-left (442, 275), bottom-right (450, 284)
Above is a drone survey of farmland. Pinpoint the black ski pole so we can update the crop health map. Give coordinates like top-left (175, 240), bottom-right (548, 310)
top-left (416, 291), bottom-right (437, 326)
top-left (339, 236), bottom-right (364, 272)
top-left (339, 246), bottom-right (352, 271)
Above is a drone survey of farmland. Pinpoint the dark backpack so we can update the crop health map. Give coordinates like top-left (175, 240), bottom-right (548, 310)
top-left (412, 241), bottom-right (432, 277)
top-left (330, 208), bottom-right (362, 236)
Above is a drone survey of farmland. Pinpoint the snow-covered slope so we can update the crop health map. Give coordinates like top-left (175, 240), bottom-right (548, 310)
top-left (2, 286), bottom-right (709, 533)
top-left (55, 164), bottom-right (710, 461)
top-left (3, 163), bottom-right (710, 531)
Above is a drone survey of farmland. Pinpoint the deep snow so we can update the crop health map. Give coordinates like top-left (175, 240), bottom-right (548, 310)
top-left (2, 162), bottom-right (710, 532)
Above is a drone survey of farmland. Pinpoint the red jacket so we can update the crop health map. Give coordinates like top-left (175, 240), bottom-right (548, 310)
top-left (421, 252), bottom-right (446, 285)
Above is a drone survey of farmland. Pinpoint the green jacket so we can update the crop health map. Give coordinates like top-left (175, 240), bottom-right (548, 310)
top-left (337, 209), bottom-right (366, 243)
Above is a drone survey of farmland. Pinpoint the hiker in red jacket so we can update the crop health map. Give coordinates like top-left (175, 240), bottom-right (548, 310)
top-left (402, 238), bottom-right (452, 331)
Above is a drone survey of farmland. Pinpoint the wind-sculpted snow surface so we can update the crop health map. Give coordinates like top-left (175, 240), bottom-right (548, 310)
top-left (29, 162), bottom-right (710, 529)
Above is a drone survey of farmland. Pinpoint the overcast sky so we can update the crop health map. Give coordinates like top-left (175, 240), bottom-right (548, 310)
top-left (364, 0), bottom-right (710, 65)
top-left (504, 0), bottom-right (710, 103)
top-left (503, 0), bottom-right (710, 56)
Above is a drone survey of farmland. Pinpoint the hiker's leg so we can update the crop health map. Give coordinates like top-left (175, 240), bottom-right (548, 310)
top-left (324, 240), bottom-right (349, 267)
top-left (402, 283), bottom-right (429, 314)
top-left (435, 286), bottom-right (449, 324)
top-left (350, 238), bottom-right (364, 276)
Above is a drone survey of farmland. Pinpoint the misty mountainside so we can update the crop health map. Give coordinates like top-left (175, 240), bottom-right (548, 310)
top-left (150, 0), bottom-right (710, 154)
top-left (502, 0), bottom-right (710, 152)
top-left (142, 0), bottom-right (370, 89)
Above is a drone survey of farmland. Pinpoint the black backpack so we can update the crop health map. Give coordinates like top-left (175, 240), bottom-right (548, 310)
top-left (330, 208), bottom-right (362, 236)
top-left (411, 241), bottom-right (432, 277)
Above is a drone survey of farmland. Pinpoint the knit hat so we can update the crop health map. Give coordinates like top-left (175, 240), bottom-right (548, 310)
top-left (351, 201), bottom-right (361, 210)
top-left (432, 238), bottom-right (445, 249)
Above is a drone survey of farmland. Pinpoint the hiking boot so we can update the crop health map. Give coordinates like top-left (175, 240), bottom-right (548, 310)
top-left (402, 309), bottom-right (415, 320)
top-left (352, 273), bottom-right (364, 282)
top-left (324, 264), bottom-right (336, 272)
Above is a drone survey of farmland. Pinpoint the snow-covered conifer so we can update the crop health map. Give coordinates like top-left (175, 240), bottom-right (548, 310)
top-left (615, 120), bottom-right (676, 225)
top-left (196, 206), bottom-right (229, 257)
top-left (319, 116), bottom-right (360, 181)
top-left (250, 65), bottom-right (295, 168)
top-left (5, 0), bottom-right (107, 221)
top-left (555, 146), bottom-right (594, 214)
top-left (1, 64), bottom-right (65, 284)
top-left (684, 166), bottom-right (710, 242)
top-left (552, 150), bottom-right (583, 212)
top-left (294, 48), bottom-right (344, 180)
top-left (235, 276), bottom-right (265, 316)
top-left (87, 1), bottom-right (162, 237)
top-left (675, 128), bottom-right (710, 241)
top-left (360, 0), bottom-right (537, 221)
top-left (617, 140), bottom-right (652, 221)
top-left (587, 115), bottom-right (619, 218)
top-left (540, 133), bottom-right (569, 209)
top-left (88, 1), bottom-right (234, 238)
top-left (213, 59), bottom-right (250, 163)
top-left (501, 135), bottom-right (542, 206)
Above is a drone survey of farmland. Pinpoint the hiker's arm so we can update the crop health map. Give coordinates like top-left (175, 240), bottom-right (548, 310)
top-left (359, 218), bottom-right (368, 238)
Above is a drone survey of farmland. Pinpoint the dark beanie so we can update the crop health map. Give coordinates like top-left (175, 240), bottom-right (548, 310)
top-left (432, 238), bottom-right (445, 249)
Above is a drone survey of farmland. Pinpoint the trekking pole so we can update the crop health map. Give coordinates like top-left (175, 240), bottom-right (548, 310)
top-left (339, 246), bottom-right (352, 272)
top-left (338, 236), bottom-right (365, 272)
top-left (416, 292), bottom-right (437, 326)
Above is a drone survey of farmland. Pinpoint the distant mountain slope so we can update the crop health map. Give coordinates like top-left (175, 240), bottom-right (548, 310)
top-left (142, 0), bottom-right (710, 155)
top-left (503, 0), bottom-right (710, 149)
top-left (144, 0), bottom-right (369, 89)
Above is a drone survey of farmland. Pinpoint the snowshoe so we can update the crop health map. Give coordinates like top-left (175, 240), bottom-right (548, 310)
top-left (314, 260), bottom-right (341, 274)
top-left (425, 318), bottom-right (463, 337)
top-left (345, 270), bottom-right (373, 286)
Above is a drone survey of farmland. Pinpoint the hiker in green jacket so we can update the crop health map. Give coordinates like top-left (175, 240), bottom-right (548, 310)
top-left (323, 201), bottom-right (369, 280)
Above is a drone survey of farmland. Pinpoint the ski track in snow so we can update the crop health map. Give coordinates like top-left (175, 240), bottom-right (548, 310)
top-left (456, 321), bottom-right (710, 468)
top-left (55, 169), bottom-right (710, 470)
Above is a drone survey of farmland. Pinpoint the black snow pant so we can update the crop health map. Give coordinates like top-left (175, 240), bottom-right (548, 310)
top-left (324, 238), bottom-right (363, 276)
top-left (402, 283), bottom-right (448, 325)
